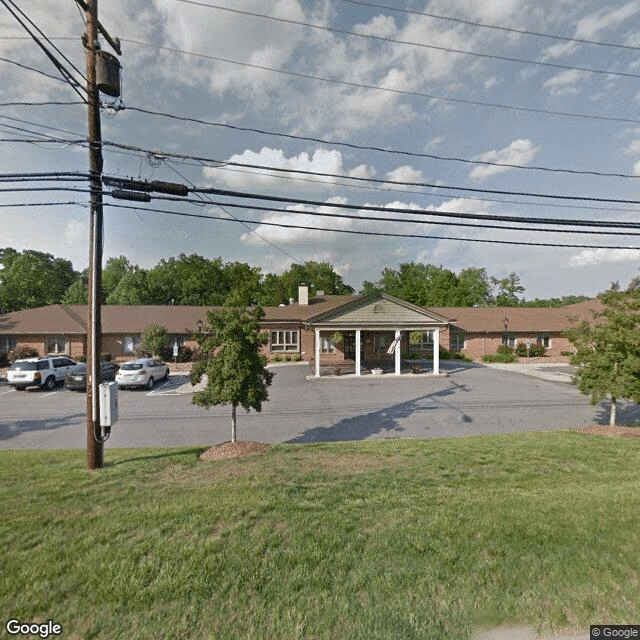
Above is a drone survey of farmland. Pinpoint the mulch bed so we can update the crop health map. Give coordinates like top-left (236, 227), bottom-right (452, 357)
top-left (576, 425), bottom-right (640, 438)
top-left (199, 440), bottom-right (271, 461)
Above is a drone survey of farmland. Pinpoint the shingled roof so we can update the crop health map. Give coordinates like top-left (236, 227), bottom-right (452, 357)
top-left (0, 298), bottom-right (604, 335)
top-left (428, 299), bottom-right (603, 332)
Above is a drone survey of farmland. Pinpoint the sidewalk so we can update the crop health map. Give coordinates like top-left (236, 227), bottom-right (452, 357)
top-left (482, 362), bottom-right (575, 384)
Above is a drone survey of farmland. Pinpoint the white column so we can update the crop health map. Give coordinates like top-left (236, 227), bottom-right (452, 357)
top-left (433, 328), bottom-right (440, 375)
top-left (315, 328), bottom-right (320, 378)
top-left (395, 329), bottom-right (401, 375)
top-left (355, 329), bottom-right (361, 376)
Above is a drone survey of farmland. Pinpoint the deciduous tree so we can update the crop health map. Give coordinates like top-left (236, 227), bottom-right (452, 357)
top-left (190, 292), bottom-right (274, 442)
top-left (564, 289), bottom-right (640, 426)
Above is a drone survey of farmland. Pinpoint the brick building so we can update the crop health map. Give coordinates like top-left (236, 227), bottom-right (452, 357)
top-left (0, 286), bottom-right (603, 374)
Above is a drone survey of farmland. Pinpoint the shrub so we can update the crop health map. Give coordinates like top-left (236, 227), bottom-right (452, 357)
top-left (271, 354), bottom-right (283, 362)
top-left (292, 354), bottom-right (302, 362)
top-left (8, 345), bottom-right (39, 361)
top-left (0, 351), bottom-right (8, 367)
top-left (100, 352), bottom-right (112, 362)
top-left (284, 355), bottom-right (292, 362)
top-left (561, 350), bottom-right (575, 357)
top-left (159, 344), bottom-right (193, 363)
top-left (140, 324), bottom-right (169, 358)
top-left (76, 355), bottom-right (87, 363)
top-left (496, 344), bottom-right (514, 355)
top-left (404, 352), bottom-right (420, 360)
top-left (515, 344), bottom-right (547, 358)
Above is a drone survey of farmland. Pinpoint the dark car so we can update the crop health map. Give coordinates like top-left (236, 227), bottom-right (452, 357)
top-left (64, 362), bottom-right (119, 391)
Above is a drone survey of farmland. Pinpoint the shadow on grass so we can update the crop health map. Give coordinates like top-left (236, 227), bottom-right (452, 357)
top-left (287, 380), bottom-right (473, 444)
top-left (107, 447), bottom-right (207, 466)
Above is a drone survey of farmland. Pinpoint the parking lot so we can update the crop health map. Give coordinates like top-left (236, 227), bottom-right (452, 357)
top-left (0, 361), bottom-right (630, 451)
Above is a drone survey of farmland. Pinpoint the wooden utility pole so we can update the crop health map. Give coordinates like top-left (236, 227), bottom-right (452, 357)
top-left (84, 0), bottom-right (103, 470)
top-left (80, 0), bottom-right (120, 469)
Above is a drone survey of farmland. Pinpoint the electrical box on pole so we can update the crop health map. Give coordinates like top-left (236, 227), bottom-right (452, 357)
top-left (99, 381), bottom-right (119, 430)
top-left (96, 50), bottom-right (121, 97)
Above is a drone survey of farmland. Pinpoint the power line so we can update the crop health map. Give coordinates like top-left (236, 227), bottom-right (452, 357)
top-left (160, 159), bottom-right (301, 263)
top-left (0, 55), bottom-right (76, 85)
top-left (110, 111), bottom-right (640, 179)
top-left (0, 100), bottom-right (86, 107)
top-left (143, 194), bottom-right (640, 237)
top-left (173, 0), bottom-right (640, 80)
top-left (0, 0), bottom-right (87, 102)
top-left (104, 201), bottom-right (640, 250)
top-left (121, 40), bottom-right (640, 126)
top-left (171, 187), bottom-right (640, 227)
top-left (340, 0), bottom-right (640, 53)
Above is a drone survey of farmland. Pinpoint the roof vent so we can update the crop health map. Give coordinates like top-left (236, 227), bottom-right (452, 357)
top-left (373, 303), bottom-right (386, 314)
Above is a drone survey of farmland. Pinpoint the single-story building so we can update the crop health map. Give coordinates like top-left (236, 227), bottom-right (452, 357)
top-left (0, 285), bottom-right (602, 375)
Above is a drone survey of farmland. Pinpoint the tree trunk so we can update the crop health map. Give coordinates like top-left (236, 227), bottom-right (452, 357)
top-left (609, 396), bottom-right (617, 427)
top-left (231, 403), bottom-right (237, 443)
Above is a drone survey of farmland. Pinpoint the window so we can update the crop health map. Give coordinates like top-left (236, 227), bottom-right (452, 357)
top-left (536, 333), bottom-right (550, 348)
top-left (450, 331), bottom-right (465, 351)
top-left (320, 335), bottom-right (335, 353)
top-left (409, 331), bottom-right (433, 350)
top-left (270, 330), bottom-right (298, 352)
top-left (0, 336), bottom-right (16, 352)
top-left (123, 335), bottom-right (141, 354)
top-left (169, 335), bottom-right (186, 348)
top-left (46, 336), bottom-right (66, 354)
top-left (502, 333), bottom-right (516, 347)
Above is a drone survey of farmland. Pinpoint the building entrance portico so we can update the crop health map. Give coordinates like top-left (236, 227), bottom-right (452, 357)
top-left (308, 294), bottom-right (449, 378)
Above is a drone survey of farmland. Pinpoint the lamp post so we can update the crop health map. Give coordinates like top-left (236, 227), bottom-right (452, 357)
top-left (503, 316), bottom-right (509, 346)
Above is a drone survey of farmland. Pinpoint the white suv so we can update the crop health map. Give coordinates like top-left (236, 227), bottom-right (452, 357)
top-left (115, 358), bottom-right (169, 390)
top-left (7, 356), bottom-right (83, 391)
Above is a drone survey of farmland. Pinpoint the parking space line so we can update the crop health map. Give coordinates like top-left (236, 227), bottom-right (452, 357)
top-left (0, 387), bottom-right (15, 395)
top-left (146, 381), bottom-right (170, 397)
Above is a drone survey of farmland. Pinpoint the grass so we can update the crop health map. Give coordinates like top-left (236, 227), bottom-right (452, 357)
top-left (1, 431), bottom-right (640, 639)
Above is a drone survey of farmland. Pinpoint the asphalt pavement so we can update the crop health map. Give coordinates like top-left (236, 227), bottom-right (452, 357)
top-left (1, 361), bottom-right (633, 450)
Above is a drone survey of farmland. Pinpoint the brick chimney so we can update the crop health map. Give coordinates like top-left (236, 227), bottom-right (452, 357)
top-left (298, 283), bottom-right (309, 305)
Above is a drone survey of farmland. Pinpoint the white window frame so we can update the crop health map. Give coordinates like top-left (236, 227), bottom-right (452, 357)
top-left (409, 331), bottom-right (434, 351)
top-left (123, 335), bottom-right (141, 354)
top-left (502, 333), bottom-right (516, 348)
top-left (46, 336), bottom-right (67, 355)
top-left (270, 330), bottom-right (299, 352)
top-left (320, 335), bottom-right (335, 354)
top-left (450, 331), bottom-right (466, 351)
top-left (536, 333), bottom-right (550, 348)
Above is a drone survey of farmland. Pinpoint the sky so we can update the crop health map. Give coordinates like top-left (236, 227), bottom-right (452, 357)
top-left (1, 0), bottom-right (640, 300)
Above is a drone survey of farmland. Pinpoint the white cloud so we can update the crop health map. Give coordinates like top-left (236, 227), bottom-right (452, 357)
top-left (348, 164), bottom-right (377, 179)
top-left (470, 139), bottom-right (540, 181)
top-left (626, 139), bottom-right (640, 155)
top-left (385, 165), bottom-right (424, 185)
top-left (543, 70), bottom-right (587, 96)
top-left (63, 220), bottom-right (86, 246)
top-left (568, 248), bottom-right (640, 267)
top-left (633, 160), bottom-right (640, 176)
top-left (204, 147), bottom-right (345, 190)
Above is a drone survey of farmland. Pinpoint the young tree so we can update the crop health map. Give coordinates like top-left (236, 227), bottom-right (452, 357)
top-left (189, 293), bottom-right (274, 443)
top-left (564, 289), bottom-right (640, 426)
top-left (140, 324), bottom-right (169, 357)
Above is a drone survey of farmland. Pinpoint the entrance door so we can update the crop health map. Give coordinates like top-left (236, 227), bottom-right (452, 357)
top-left (344, 333), bottom-right (356, 359)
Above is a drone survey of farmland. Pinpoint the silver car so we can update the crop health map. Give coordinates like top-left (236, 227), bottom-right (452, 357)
top-left (115, 358), bottom-right (169, 390)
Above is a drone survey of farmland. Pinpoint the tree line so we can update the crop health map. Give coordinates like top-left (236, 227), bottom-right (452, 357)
top-left (0, 246), bottom-right (593, 313)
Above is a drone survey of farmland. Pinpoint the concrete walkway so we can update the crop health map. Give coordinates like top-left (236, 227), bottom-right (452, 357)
top-left (482, 362), bottom-right (575, 384)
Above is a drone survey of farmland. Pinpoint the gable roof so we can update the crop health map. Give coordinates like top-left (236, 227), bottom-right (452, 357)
top-left (309, 293), bottom-right (451, 326)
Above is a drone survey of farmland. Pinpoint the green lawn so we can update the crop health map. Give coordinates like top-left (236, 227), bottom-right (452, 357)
top-left (1, 431), bottom-right (639, 639)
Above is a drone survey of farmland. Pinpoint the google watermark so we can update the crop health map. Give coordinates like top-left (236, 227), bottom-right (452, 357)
top-left (5, 619), bottom-right (62, 638)
top-left (591, 626), bottom-right (640, 639)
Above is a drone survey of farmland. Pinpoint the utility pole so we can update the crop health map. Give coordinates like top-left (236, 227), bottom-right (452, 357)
top-left (80, 0), bottom-right (120, 469)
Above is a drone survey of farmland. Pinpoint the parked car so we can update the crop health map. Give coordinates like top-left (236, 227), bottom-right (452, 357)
top-left (115, 358), bottom-right (169, 390)
top-left (7, 356), bottom-right (83, 391)
top-left (64, 362), bottom-right (120, 391)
